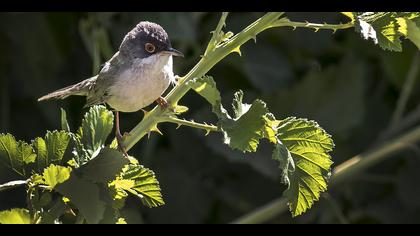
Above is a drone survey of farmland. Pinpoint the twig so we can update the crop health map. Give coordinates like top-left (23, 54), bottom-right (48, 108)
top-left (0, 179), bottom-right (28, 192)
top-left (390, 52), bottom-right (420, 126)
top-left (160, 116), bottom-right (218, 134)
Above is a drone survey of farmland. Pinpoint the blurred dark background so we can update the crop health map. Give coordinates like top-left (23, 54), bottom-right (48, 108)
top-left (1, 12), bottom-right (420, 224)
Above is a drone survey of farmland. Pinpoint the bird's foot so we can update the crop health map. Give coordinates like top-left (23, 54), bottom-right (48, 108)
top-left (156, 97), bottom-right (175, 112)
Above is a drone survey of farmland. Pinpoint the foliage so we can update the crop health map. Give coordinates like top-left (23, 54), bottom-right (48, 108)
top-left (0, 106), bottom-right (162, 224)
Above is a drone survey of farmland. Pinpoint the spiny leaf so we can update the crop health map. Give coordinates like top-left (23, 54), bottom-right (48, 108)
top-left (42, 164), bottom-right (72, 190)
top-left (0, 208), bottom-right (31, 224)
top-left (78, 105), bottom-right (114, 156)
top-left (0, 134), bottom-right (36, 177)
top-left (111, 164), bottom-right (164, 208)
top-left (275, 117), bottom-right (334, 217)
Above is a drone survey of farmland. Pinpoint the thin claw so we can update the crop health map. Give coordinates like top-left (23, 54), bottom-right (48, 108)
top-left (115, 110), bottom-right (128, 157)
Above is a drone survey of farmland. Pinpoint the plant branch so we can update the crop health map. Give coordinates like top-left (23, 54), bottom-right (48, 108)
top-left (204, 12), bottom-right (229, 55)
top-left (0, 179), bottom-right (28, 192)
top-left (160, 116), bottom-right (218, 134)
top-left (123, 12), bottom-right (285, 151)
top-left (390, 51), bottom-right (420, 126)
top-left (232, 124), bottom-right (420, 224)
top-left (268, 18), bottom-right (354, 33)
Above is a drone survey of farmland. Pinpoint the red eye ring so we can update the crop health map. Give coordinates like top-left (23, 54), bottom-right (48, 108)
top-left (145, 43), bottom-right (156, 53)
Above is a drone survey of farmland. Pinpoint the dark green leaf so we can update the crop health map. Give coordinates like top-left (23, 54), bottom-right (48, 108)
top-left (78, 147), bottom-right (129, 184)
top-left (221, 97), bottom-right (269, 152)
top-left (55, 173), bottom-right (106, 224)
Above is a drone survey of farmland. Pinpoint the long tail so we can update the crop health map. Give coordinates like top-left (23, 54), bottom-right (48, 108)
top-left (37, 76), bottom-right (97, 102)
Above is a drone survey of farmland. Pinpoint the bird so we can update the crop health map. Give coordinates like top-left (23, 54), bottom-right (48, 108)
top-left (38, 21), bottom-right (184, 156)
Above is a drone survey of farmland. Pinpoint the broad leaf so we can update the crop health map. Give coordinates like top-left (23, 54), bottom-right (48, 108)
top-left (111, 164), bottom-right (164, 208)
top-left (78, 147), bottom-right (129, 184)
top-left (32, 130), bottom-right (71, 172)
top-left (0, 134), bottom-right (36, 177)
top-left (42, 164), bottom-right (72, 190)
top-left (355, 12), bottom-right (420, 51)
top-left (221, 93), bottom-right (269, 152)
top-left (0, 208), bottom-right (31, 224)
top-left (188, 76), bottom-right (275, 153)
top-left (274, 117), bottom-right (334, 217)
top-left (55, 173), bottom-right (106, 224)
top-left (186, 76), bottom-right (221, 106)
top-left (78, 105), bottom-right (114, 156)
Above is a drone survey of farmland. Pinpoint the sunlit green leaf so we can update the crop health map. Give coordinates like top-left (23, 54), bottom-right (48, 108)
top-left (32, 131), bottom-right (71, 172)
top-left (77, 105), bottom-right (114, 156)
top-left (42, 164), bottom-right (72, 189)
top-left (0, 208), bottom-right (31, 224)
top-left (275, 117), bottom-right (334, 217)
top-left (355, 12), bottom-right (420, 51)
top-left (111, 164), bottom-right (164, 208)
top-left (0, 134), bottom-right (36, 177)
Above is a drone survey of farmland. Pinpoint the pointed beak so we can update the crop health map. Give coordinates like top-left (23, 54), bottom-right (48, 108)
top-left (164, 47), bottom-right (184, 57)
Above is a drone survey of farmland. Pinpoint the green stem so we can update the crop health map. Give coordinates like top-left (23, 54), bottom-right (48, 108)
top-left (232, 124), bottom-right (420, 224)
top-left (160, 116), bottom-right (218, 133)
top-left (123, 12), bottom-right (285, 151)
top-left (268, 18), bottom-right (354, 32)
top-left (204, 12), bottom-right (229, 55)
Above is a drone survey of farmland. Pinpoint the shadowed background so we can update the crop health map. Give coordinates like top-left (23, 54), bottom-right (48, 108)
top-left (1, 12), bottom-right (420, 223)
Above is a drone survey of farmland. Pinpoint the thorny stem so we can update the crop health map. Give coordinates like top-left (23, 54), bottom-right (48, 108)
top-left (268, 18), bottom-right (355, 32)
top-left (160, 116), bottom-right (218, 134)
top-left (123, 12), bottom-right (285, 151)
top-left (122, 12), bottom-right (356, 151)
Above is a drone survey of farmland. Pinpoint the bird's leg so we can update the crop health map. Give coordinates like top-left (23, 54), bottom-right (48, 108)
top-left (156, 97), bottom-right (169, 110)
top-left (115, 111), bottom-right (128, 157)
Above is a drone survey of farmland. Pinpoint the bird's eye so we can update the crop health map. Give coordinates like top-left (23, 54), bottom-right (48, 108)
top-left (145, 43), bottom-right (156, 53)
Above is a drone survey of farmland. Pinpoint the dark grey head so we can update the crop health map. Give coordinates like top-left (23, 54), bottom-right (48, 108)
top-left (119, 21), bottom-right (183, 59)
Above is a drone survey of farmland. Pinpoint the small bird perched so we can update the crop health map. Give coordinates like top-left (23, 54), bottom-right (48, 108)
top-left (38, 21), bottom-right (184, 155)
